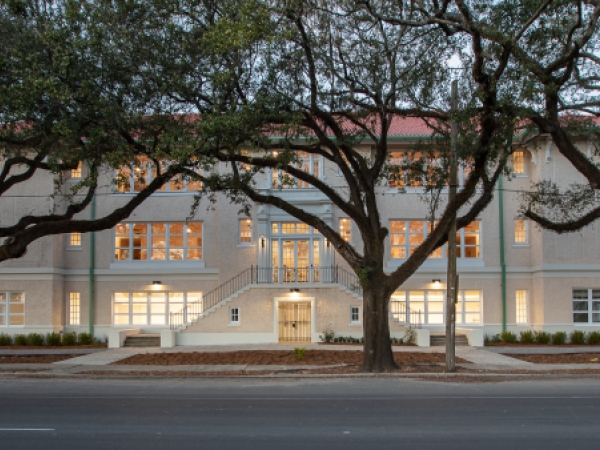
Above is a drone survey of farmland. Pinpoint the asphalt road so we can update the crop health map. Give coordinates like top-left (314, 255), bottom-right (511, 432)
top-left (0, 376), bottom-right (599, 450)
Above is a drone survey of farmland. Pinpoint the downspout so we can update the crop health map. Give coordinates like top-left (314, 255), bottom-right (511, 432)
top-left (498, 174), bottom-right (507, 332)
top-left (88, 171), bottom-right (96, 337)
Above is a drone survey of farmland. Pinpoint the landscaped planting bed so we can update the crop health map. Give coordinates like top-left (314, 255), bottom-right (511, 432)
top-left (113, 350), bottom-right (469, 366)
top-left (505, 353), bottom-right (600, 364)
top-left (0, 354), bottom-right (79, 364)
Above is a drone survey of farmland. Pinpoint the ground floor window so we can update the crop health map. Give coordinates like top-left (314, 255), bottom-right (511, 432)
top-left (515, 290), bottom-right (528, 324)
top-left (573, 289), bottom-right (600, 324)
top-left (113, 292), bottom-right (201, 326)
top-left (69, 293), bottom-right (80, 325)
top-left (390, 290), bottom-right (481, 325)
top-left (0, 292), bottom-right (25, 326)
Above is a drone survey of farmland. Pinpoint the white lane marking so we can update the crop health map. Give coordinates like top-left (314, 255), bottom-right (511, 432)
top-left (0, 428), bottom-right (55, 431)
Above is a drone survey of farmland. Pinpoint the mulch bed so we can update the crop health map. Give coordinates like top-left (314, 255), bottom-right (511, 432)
top-left (506, 353), bottom-right (600, 364)
top-left (0, 354), bottom-right (79, 364)
top-left (318, 342), bottom-right (417, 347)
top-left (0, 345), bottom-right (106, 350)
top-left (113, 350), bottom-right (469, 366)
top-left (486, 343), bottom-right (600, 347)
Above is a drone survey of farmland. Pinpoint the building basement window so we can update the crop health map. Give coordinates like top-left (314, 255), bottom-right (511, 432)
top-left (0, 292), bottom-right (25, 326)
top-left (573, 289), bottom-right (600, 324)
top-left (113, 292), bottom-right (201, 326)
top-left (114, 222), bottom-right (202, 262)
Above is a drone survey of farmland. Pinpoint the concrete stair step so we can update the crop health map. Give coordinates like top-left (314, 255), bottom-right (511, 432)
top-left (123, 335), bottom-right (161, 347)
top-left (430, 334), bottom-right (469, 346)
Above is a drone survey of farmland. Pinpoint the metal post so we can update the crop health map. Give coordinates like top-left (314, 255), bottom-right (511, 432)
top-left (446, 79), bottom-right (458, 372)
top-left (88, 174), bottom-right (96, 337)
top-left (498, 175), bottom-right (507, 332)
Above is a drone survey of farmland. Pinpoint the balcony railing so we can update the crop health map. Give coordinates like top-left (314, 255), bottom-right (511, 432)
top-left (390, 301), bottom-right (423, 329)
top-left (170, 265), bottom-right (362, 330)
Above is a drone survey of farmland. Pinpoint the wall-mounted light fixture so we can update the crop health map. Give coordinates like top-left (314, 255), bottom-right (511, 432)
top-left (152, 281), bottom-right (162, 285)
top-left (325, 238), bottom-right (330, 248)
top-left (260, 235), bottom-right (266, 248)
top-left (432, 279), bottom-right (441, 287)
top-left (290, 288), bottom-right (300, 293)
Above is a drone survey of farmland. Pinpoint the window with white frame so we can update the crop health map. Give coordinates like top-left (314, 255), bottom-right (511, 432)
top-left (512, 150), bottom-right (526, 175)
top-left (388, 151), bottom-right (472, 189)
top-left (230, 307), bottom-right (240, 324)
top-left (271, 151), bottom-right (320, 189)
top-left (391, 290), bottom-right (481, 325)
top-left (113, 291), bottom-right (201, 326)
top-left (68, 232), bottom-right (82, 248)
top-left (514, 220), bottom-right (528, 245)
top-left (114, 222), bottom-right (202, 262)
top-left (239, 219), bottom-right (252, 244)
top-left (0, 292), bottom-right (25, 326)
top-left (115, 156), bottom-right (202, 193)
top-left (339, 218), bottom-right (351, 243)
top-left (71, 162), bottom-right (82, 179)
top-left (350, 306), bottom-right (360, 324)
top-left (389, 220), bottom-right (480, 260)
top-left (70, 292), bottom-right (80, 325)
top-left (572, 289), bottom-right (600, 324)
top-left (516, 290), bottom-right (528, 324)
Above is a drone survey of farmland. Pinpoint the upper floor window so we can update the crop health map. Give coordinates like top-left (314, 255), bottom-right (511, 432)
top-left (114, 222), bottom-right (202, 262)
top-left (512, 150), bottom-right (526, 175)
top-left (388, 152), bottom-right (472, 189)
top-left (271, 222), bottom-right (317, 235)
top-left (272, 152), bottom-right (320, 189)
top-left (115, 156), bottom-right (202, 193)
top-left (389, 220), bottom-right (480, 260)
top-left (239, 219), bottom-right (252, 245)
top-left (514, 220), bottom-right (528, 245)
top-left (339, 218), bottom-right (351, 243)
top-left (71, 162), bottom-right (82, 179)
top-left (0, 292), bottom-right (24, 326)
top-left (68, 232), bottom-right (82, 248)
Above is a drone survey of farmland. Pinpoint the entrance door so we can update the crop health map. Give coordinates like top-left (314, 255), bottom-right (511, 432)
top-left (281, 240), bottom-right (310, 282)
top-left (278, 302), bottom-right (311, 343)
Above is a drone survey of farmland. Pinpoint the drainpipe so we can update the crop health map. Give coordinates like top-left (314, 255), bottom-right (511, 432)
top-left (88, 174), bottom-right (96, 337)
top-left (498, 174), bottom-right (507, 332)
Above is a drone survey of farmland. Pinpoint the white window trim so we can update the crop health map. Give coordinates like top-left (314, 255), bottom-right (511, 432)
top-left (0, 292), bottom-right (25, 328)
top-left (513, 219), bottom-right (529, 247)
top-left (339, 218), bottom-right (352, 244)
top-left (69, 292), bottom-right (81, 326)
top-left (112, 291), bottom-right (201, 327)
top-left (512, 150), bottom-right (528, 177)
top-left (113, 160), bottom-right (202, 195)
top-left (270, 153), bottom-right (324, 189)
top-left (67, 232), bottom-right (83, 251)
top-left (238, 219), bottom-right (253, 246)
top-left (229, 307), bottom-right (240, 326)
top-left (515, 290), bottom-right (529, 324)
top-left (572, 288), bottom-right (600, 325)
top-left (350, 306), bottom-right (361, 325)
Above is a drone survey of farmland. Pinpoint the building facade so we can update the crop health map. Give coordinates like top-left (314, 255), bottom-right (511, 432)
top-left (1, 124), bottom-right (599, 346)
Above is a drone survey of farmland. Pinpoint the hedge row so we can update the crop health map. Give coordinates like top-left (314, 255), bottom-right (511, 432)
top-left (486, 330), bottom-right (600, 345)
top-left (0, 332), bottom-right (105, 346)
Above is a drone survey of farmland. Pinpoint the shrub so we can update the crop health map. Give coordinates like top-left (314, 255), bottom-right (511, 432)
top-left (570, 330), bottom-right (586, 345)
top-left (13, 334), bottom-right (27, 346)
top-left (45, 332), bottom-right (61, 346)
top-left (491, 334), bottom-right (502, 343)
top-left (0, 333), bottom-right (12, 346)
top-left (519, 330), bottom-right (535, 344)
top-left (293, 347), bottom-right (306, 361)
top-left (587, 331), bottom-right (600, 345)
top-left (62, 332), bottom-right (77, 346)
top-left (319, 325), bottom-right (335, 343)
top-left (501, 331), bottom-right (518, 343)
top-left (403, 326), bottom-right (416, 344)
top-left (534, 331), bottom-right (551, 344)
top-left (552, 332), bottom-right (567, 345)
top-left (26, 333), bottom-right (45, 346)
top-left (77, 332), bottom-right (94, 345)
top-left (94, 335), bottom-right (107, 346)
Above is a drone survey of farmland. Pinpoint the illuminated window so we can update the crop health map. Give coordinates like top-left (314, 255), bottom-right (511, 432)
top-left (514, 220), bottom-right (528, 244)
top-left (339, 218), bottom-right (351, 243)
top-left (272, 152), bottom-right (320, 189)
top-left (391, 290), bottom-right (481, 325)
top-left (516, 290), bottom-right (528, 324)
top-left (389, 220), bottom-right (480, 259)
top-left (239, 219), bottom-right (252, 244)
top-left (71, 162), bottom-right (82, 179)
top-left (116, 157), bottom-right (202, 193)
top-left (113, 291), bottom-right (201, 326)
top-left (114, 222), bottom-right (202, 262)
top-left (512, 150), bottom-right (525, 175)
top-left (69, 232), bottom-right (82, 248)
top-left (69, 293), bottom-right (80, 325)
top-left (0, 292), bottom-right (25, 326)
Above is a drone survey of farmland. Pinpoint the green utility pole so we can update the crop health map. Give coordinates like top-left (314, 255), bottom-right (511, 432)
top-left (88, 173), bottom-right (96, 337)
top-left (498, 175), bottom-right (507, 332)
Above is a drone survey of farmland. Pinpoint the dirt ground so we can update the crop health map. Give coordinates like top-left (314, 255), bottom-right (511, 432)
top-left (113, 350), bottom-right (469, 366)
top-left (486, 343), bottom-right (600, 347)
top-left (0, 345), bottom-right (106, 350)
top-left (0, 354), bottom-right (79, 364)
top-left (506, 353), bottom-right (600, 364)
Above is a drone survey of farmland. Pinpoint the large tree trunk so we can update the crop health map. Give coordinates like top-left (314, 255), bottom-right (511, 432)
top-left (362, 279), bottom-right (397, 372)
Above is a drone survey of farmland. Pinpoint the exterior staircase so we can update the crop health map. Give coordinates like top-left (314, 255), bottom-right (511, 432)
top-left (123, 334), bottom-right (161, 347)
top-left (430, 333), bottom-right (469, 346)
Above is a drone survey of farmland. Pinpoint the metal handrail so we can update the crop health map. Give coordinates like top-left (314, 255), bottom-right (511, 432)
top-left (390, 301), bottom-right (423, 329)
top-left (170, 265), bottom-right (365, 330)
